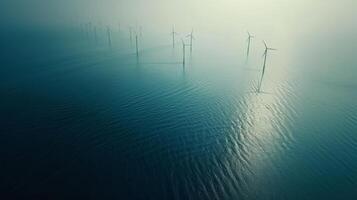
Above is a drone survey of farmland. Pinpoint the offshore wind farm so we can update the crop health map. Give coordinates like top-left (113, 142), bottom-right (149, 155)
top-left (0, 0), bottom-right (357, 199)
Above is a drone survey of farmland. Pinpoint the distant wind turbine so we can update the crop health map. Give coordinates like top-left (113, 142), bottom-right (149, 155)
top-left (246, 31), bottom-right (254, 60)
top-left (129, 26), bottom-right (133, 45)
top-left (88, 22), bottom-right (93, 37)
top-left (94, 26), bottom-right (98, 44)
top-left (258, 41), bottom-right (277, 92)
top-left (135, 33), bottom-right (139, 57)
top-left (85, 23), bottom-right (89, 40)
top-left (186, 29), bottom-right (195, 53)
top-left (106, 26), bottom-right (112, 47)
top-left (182, 39), bottom-right (187, 66)
top-left (80, 23), bottom-right (84, 36)
top-left (171, 26), bottom-right (178, 48)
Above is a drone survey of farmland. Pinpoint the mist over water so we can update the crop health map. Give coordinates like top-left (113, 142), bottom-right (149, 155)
top-left (1, 0), bottom-right (357, 199)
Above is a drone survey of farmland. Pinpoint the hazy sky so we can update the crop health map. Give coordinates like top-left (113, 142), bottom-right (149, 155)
top-left (1, 0), bottom-right (356, 60)
top-left (1, 0), bottom-right (355, 32)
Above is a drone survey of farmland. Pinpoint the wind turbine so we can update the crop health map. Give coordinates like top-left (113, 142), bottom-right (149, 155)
top-left (186, 29), bottom-right (195, 53)
top-left (135, 32), bottom-right (139, 57)
top-left (171, 26), bottom-right (178, 48)
top-left (246, 31), bottom-right (254, 60)
top-left (88, 22), bottom-right (93, 38)
top-left (129, 26), bottom-right (133, 45)
top-left (85, 23), bottom-right (89, 40)
top-left (94, 25), bottom-right (98, 44)
top-left (106, 26), bottom-right (112, 47)
top-left (258, 41), bottom-right (277, 92)
top-left (182, 39), bottom-right (187, 66)
top-left (80, 23), bottom-right (84, 37)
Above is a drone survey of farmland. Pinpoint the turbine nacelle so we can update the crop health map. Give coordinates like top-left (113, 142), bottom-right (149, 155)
top-left (263, 40), bottom-right (277, 56)
top-left (186, 29), bottom-right (195, 40)
top-left (263, 40), bottom-right (277, 50)
top-left (247, 31), bottom-right (254, 39)
top-left (171, 26), bottom-right (178, 35)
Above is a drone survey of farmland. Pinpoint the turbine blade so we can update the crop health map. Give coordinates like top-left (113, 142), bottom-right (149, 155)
top-left (263, 40), bottom-right (267, 48)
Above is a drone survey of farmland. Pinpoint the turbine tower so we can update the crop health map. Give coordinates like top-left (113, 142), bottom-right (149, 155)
top-left (258, 41), bottom-right (277, 92)
top-left (94, 26), bottom-right (98, 44)
top-left (246, 31), bottom-right (254, 60)
top-left (139, 26), bottom-right (143, 37)
top-left (135, 33), bottom-right (139, 57)
top-left (186, 29), bottom-right (195, 53)
top-left (171, 26), bottom-right (178, 48)
top-left (129, 26), bottom-right (133, 45)
top-left (182, 39), bottom-right (187, 66)
top-left (107, 26), bottom-right (112, 47)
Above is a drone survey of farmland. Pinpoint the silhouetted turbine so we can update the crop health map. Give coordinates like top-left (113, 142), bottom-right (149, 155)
top-left (135, 33), bottom-right (139, 57)
top-left (85, 23), bottom-right (89, 40)
top-left (246, 31), bottom-right (254, 60)
top-left (186, 29), bottom-right (195, 53)
top-left (94, 26), bottom-right (98, 44)
top-left (80, 23), bottom-right (84, 36)
top-left (88, 22), bottom-right (93, 39)
top-left (129, 26), bottom-right (133, 45)
top-left (171, 26), bottom-right (178, 48)
top-left (182, 39), bottom-right (187, 66)
top-left (258, 41), bottom-right (277, 92)
top-left (106, 26), bottom-right (112, 47)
